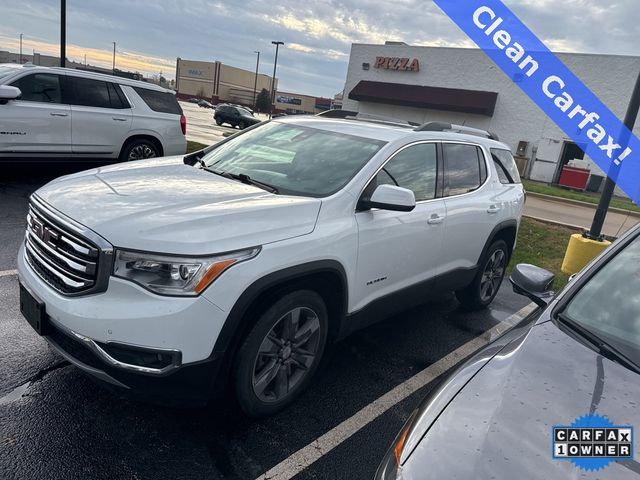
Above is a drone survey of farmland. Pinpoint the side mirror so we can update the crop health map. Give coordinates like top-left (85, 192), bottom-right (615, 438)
top-left (361, 184), bottom-right (416, 212)
top-left (0, 85), bottom-right (21, 101)
top-left (509, 263), bottom-right (555, 307)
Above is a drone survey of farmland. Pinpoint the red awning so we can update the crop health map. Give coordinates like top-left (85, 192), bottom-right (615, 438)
top-left (348, 80), bottom-right (498, 116)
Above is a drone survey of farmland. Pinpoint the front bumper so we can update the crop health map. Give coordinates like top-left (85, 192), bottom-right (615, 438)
top-left (18, 242), bottom-right (228, 405)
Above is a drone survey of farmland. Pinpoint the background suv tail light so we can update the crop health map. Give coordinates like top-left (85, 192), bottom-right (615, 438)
top-left (180, 114), bottom-right (187, 135)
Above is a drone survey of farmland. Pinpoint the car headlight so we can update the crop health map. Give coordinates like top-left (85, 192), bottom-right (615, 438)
top-left (113, 247), bottom-right (260, 296)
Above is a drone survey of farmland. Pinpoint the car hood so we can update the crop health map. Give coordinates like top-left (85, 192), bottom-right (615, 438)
top-left (405, 320), bottom-right (640, 479)
top-left (35, 156), bottom-right (321, 254)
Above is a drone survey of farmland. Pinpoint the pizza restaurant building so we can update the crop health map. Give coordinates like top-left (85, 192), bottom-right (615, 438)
top-left (342, 43), bottom-right (640, 193)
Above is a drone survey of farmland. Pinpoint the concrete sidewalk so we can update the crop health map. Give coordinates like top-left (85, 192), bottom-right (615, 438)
top-left (524, 194), bottom-right (639, 237)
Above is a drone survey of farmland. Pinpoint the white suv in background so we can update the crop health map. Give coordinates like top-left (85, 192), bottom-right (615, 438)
top-left (17, 114), bottom-right (524, 416)
top-left (0, 63), bottom-right (186, 162)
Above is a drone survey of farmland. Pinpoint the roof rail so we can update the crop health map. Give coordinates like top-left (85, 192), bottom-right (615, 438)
top-left (415, 121), bottom-right (499, 141)
top-left (316, 110), bottom-right (419, 128)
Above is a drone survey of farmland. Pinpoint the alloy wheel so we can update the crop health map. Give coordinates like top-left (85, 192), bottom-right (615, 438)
top-left (479, 249), bottom-right (506, 302)
top-left (128, 144), bottom-right (157, 161)
top-left (251, 306), bottom-right (321, 403)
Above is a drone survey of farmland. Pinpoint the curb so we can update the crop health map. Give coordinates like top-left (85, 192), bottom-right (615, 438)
top-left (523, 214), bottom-right (618, 241)
top-left (525, 191), bottom-right (640, 219)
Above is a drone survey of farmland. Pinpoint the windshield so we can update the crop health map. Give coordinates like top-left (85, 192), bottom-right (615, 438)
top-left (563, 235), bottom-right (640, 367)
top-left (0, 65), bottom-right (19, 83)
top-left (237, 107), bottom-right (252, 116)
top-left (201, 122), bottom-right (385, 197)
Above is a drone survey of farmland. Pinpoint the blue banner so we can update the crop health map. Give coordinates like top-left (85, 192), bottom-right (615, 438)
top-left (433, 0), bottom-right (640, 203)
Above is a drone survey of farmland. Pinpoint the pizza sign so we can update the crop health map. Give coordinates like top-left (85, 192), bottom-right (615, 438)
top-left (374, 56), bottom-right (420, 72)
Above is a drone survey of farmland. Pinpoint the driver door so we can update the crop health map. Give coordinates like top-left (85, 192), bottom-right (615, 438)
top-left (353, 142), bottom-right (446, 313)
top-left (0, 72), bottom-right (72, 156)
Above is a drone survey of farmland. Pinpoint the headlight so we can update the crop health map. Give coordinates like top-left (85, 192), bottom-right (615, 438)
top-left (113, 247), bottom-right (260, 296)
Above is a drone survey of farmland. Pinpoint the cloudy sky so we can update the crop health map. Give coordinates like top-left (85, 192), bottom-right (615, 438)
top-left (0, 1), bottom-right (638, 97)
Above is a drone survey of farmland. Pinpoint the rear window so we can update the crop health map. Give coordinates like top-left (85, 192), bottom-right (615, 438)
top-left (491, 148), bottom-right (521, 184)
top-left (133, 87), bottom-right (182, 114)
top-left (443, 143), bottom-right (485, 196)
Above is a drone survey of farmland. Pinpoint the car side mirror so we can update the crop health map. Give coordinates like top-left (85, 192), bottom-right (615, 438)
top-left (0, 85), bottom-right (21, 102)
top-left (361, 184), bottom-right (416, 212)
top-left (509, 263), bottom-right (555, 307)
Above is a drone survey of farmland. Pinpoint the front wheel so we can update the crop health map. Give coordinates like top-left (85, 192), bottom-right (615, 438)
top-left (215, 117), bottom-right (223, 126)
top-left (234, 290), bottom-right (329, 417)
top-left (456, 240), bottom-right (509, 310)
top-left (238, 121), bottom-right (246, 130)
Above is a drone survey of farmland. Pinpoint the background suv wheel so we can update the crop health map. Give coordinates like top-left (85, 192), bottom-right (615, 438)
top-left (234, 290), bottom-right (329, 417)
top-left (120, 139), bottom-right (160, 162)
top-left (455, 239), bottom-right (509, 310)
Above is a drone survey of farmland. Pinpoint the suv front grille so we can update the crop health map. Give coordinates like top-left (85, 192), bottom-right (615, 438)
top-left (24, 197), bottom-right (111, 296)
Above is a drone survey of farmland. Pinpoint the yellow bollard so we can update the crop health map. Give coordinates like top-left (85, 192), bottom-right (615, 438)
top-left (561, 234), bottom-right (611, 275)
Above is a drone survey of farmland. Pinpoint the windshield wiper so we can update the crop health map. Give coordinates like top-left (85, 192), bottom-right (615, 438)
top-left (556, 312), bottom-right (640, 374)
top-left (204, 168), bottom-right (278, 194)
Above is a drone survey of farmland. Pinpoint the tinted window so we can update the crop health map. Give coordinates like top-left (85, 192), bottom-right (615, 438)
top-left (11, 73), bottom-right (62, 103)
top-left (491, 148), bottom-right (521, 184)
top-left (444, 144), bottom-right (484, 196)
top-left (372, 143), bottom-right (438, 202)
top-left (202, 122), bottom-right (384, 197)
top-left (133, 87), bottom-right (182, 114)
top-left (564, 236), bottom-right (640, 366)
top-left (68, 77), bottom-right (113, 108)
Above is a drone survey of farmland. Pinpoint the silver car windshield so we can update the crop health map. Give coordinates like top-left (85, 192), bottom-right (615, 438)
top-left (564, 235), bottom-right (640, 366)
top-left (201, 122), bottom-right (385, 197)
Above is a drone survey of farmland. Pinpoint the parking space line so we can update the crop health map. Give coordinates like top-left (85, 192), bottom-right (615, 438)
top-left (0, 269), bottom-right (18, 278)
top-left (256, 302), bottom-right (538, 480)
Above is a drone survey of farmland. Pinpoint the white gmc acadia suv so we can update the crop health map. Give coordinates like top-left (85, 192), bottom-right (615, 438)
top-left (0, 63), bottom-right (186, 162)
top-left (17, 114), bottom-right (524, 416)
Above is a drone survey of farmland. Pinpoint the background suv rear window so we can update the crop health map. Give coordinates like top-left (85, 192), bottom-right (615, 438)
top-left (133, 87), bottom-right (182, 114)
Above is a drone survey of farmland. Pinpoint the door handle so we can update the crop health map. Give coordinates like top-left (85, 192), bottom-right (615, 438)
top-left (112, 117), bottom-right (128, 122)
top-left (427, 214), bottom-right (444, 225)
top-left (50, 112), bottom-right (68, 117)
top-left (487, 205), bottom-right (501, 214)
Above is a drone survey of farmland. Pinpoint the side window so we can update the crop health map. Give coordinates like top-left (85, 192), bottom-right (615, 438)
top-left (11, 73), bottom-right (62, 103)
top-left (132, 87), bottom-right (182, 114)
top-left (444, 143), bottom-right (485, 196)
top-left (107, 82), bottom-right (129, 109)
top-left (491, 148), bottom-right (521, 184)
top-left (68, 77), bottom-right (111, 108)
top-left (367, 143), bottom-right (438, 202)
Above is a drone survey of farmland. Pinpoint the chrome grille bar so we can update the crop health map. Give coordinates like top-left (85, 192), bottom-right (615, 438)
top-left (24, 198), bottom-right (107, 295)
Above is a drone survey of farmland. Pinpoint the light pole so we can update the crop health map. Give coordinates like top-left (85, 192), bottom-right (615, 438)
top-left (112, 42), bottom-right (116, 74)
top-left (19, 34), bottom-right (23, 63)
top-left (270, 41), bottom-right (284, 118)
top-left (253, 51), bottom-right (260, 109)
top-left (60, 0), bottom-right (66, 67)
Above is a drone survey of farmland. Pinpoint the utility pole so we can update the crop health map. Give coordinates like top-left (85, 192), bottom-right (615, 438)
top-left (586, 68), bottom-right (640, 240)
top-left (60, 0), bottom-right (66, 67)
top-left (19, 34), bottom-right (23, 63)
top-left (112, 42), bottom-right (116, 74)
top-left (84, 53), bottom-right (87, 66)
top-left (253, 51), bottom-right (260, 109)
top-left (270, 41), bottom-right (284, 119)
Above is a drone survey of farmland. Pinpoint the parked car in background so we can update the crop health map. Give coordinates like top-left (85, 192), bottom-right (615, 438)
top-left (376, 223), bottom-right (640, 479)
top-left (187, 98), bottom-right (201, 103)
top-left (198, 99), bottom-right (215, 109)
top-left (0, 63), bottom-right (186, 162)
top-left (214, 104), bottom-right (261, 129)
top-left (17, 115), bottom-right (523, 417)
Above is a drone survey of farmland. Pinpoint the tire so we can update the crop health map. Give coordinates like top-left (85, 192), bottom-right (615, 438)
top-left (234, 290), bottom-right (329, 417)
top-left (215, 117), bottom-right (223, 126)
top-left (455, 239), bottom-right (509, 310)
top-left (238, 121), bottom-right (246, 130)
top-left (119, 138), bottom-right (159, 162)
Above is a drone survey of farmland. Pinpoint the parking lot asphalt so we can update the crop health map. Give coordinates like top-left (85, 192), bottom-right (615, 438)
top-left (0, 163), bottom-right (531, 480)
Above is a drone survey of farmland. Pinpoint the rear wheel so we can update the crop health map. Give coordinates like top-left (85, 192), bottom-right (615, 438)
top-left (234, 290), bottom-right (328, 417)
top-left (455, 240), bottom-right (508, 310)
top-left (119, 139), bottom-right (159, 162)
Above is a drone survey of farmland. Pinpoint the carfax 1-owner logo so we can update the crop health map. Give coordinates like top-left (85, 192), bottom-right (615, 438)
top-left (552, 414), bottom-right (634, 472)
